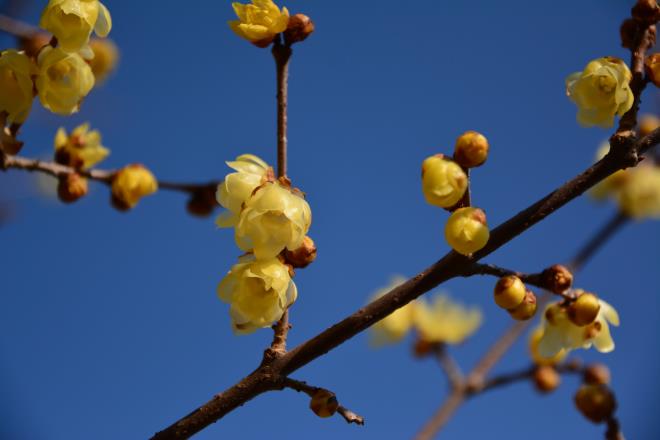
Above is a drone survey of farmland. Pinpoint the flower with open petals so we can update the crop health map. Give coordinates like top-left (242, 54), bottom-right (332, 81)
top-left (218, 255), bottom-right (297, 334)
top-left (529, 326), bottom-right (567, 366)
top-left (216, 154), bottom-right (272, 228)
top-left (229, 0), bottom-right (290, 47)
top-left (617, 164), bottom-right (660, 219)
top-left (111, 164), bottom-right (158, 210)
top-left (40, 0), bottom-right (112, 53)
top-left (537, 299), bottom-right (619, 358)
top-left (369, 276), bottom-right (415, 347)
top-left (566, 57), bottom-right (634, 128)
top-left (0, 50), bottom-right (37, 124)
top-left (54, 122), bottom-right (109, 169)
top-left (414, 294), bottom-right (482, 344)
top-left (235, 181), bottom-right (311, 259)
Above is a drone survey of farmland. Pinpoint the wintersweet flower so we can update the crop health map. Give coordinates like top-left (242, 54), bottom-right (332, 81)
top-left (54, 123), bottom-right (109, 169)
top-left (217, 255), bottom-right (297, 334)
top-left (88, 38), bottom-right (119, 84)
top-left (229, 0), bottom-right (290, 47)
top-left (369, 276), bottom-right (415, 347)
top-left (36, 46), bottom-right (95, 115)
top-left (566, 56), bottom-right (634, 128)
top-left (111, 164), bottom-right (158, 209)
top-left (617, 164), bottom-right (660, 219)
top-left (414, 294), bottom-right (482, 345)
top-left (235, 181), bottom-right (312, 259)
top-left (529, 326), bottom-right (567, 366)
top-left (0, 50), bottom-right (38, 124)
top-left (537, 299), bottom-right (620, 358)
top-left (216, 154), bottom-right (272, 228)
top-left (444, 207), bottom-right (490, 256)
top-left (40, 0), bottom-right (112, 53)
top-left (421, 155), bottom-right (467, 208)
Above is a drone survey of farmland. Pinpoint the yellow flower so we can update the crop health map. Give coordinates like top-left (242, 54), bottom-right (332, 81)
top-left (589, 141), bottom-right (630, 201)
top-left (217, 255), bottom-right (297, 334)
top-left (54, 122), bottom-right (109, 169)
top-left (229, 0), bottom-right (290, 47)
top-left (0, 50), bottom-right (38, 124)
top-left (421, 155), bottom-right (468, 208)
top-left (537, 299), bottom-right (619, 358)
top-left (216, 154), bottom-right (272, 228)
top-left (413, 294), bottom-right (482, 344)
top-left (369, 276), bottom-right (415, 347)
top-left (111, 164), bottom-right (158, 209)
top-left (529, 326), bottom-right (566, 366)
top-left (566, 56), bottom-right (634, 128)
top-left (617, 164), bottom-right (660, 219)
top-left (36, 46), bottom-right (95, 115)
top-left (40, 0), bottom-right (112, 53)
top-left (88, 38), bottom-right (119, 84)
top-left (444, 207), bottom-right (490, 256)
top-left (235, 181), bottom-right (312, 259)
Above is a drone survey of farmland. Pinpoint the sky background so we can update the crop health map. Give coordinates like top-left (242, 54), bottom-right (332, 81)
top-left (1, 0), bottom-right (659, 439)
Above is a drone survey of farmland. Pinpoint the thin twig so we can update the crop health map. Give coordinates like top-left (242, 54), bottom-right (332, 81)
top-left (433, 344), bottom-right (464, 390)
top-left (280, 378), bottom-right (365, 425)
top-left (0, 13), bottom-right (38, 39)
top-left (466, 263), bottom-right (544, 287)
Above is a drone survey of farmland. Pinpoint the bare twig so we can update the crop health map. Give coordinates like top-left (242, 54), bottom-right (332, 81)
top-left (466, 263), bottom-right (544, 287)
top-left (433, 344), bottom-right (464, 390)
top-left (0, 13), bottom-right (38, 39)
top-left (280, 378), bottom-right (365, 425)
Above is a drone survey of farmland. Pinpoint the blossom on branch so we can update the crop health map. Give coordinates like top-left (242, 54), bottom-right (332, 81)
top-left (618, 164), bottom-right (660, 219)
top-left (0, 50), bottom-right (37, 124)
top-left (421, 155), bottom-right (467, 208)
top-left (369, 276), bottom-right (415, 347)
top-left (111, 164), bottom-right (158, 210)
top-left (414, 294), bottom-right (482, 345)
top-left (54, 122), bottom-right (109, 169)
top-left (40, 0), bottom-right (112, 53)
top-left (229, 0), bottom-right (290, 47)
top-left (444, 207), bottom-right (490, 256)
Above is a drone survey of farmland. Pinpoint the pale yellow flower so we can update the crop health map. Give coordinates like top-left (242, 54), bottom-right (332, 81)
top-left (54, 123), bottom-right (109, 169)
top-left (36, 46), bottom-right (95, 115)
top-left (217, 255), bottom-right (297, 334)
top-left (229, 0), bottom-right (290, 46)
top-left (369, 276), bottom-right (415, 347)
top-left (528, 326), bottom-right (567, 366)
top-left (40, 0), bottom-right (112, 53)
top-left (216, 154), bottom-right (271, 228)
top-left (0, 50), bottom-right (38, 124)
top-left (566, 57), bottom-right (634, 128)
top-left (617, 164), bottom-right (660, 219)
top-left (235, 181), bottom-right (312, 259)
top-left (413, 294), bottom-right (482, 345)
top-left (88, 38), bottom-right (119, 84)
top-left (421, 155), bottom-right (467, 208)
top-left (111, 164), bottom-right (158, 209)
top-left (537, 300), bottom-right (619, 358)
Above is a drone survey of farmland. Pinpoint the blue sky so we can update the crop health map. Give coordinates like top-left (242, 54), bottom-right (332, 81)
top-left (1, 0), bottom-right (659, 439)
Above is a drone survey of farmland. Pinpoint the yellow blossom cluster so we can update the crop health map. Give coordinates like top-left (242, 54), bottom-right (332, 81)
top-left (215, 154), bottom-right (312, 334)
top-left (369, 276), bottom-right (482, 347)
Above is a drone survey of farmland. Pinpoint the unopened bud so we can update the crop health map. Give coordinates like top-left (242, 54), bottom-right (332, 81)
top-left (18, 32), bottom-right (51, 58)
top-left (309, 389), bottom-right (339, 418)
top-left (533, 365), bottom-right (561, 393)
top-left (638, 114), bottom-right (660, 137)
top-left (508, 289), bottom-right (537, 321)
top-left (186, 186), bottom-right (217, 218)
top-left (283, 236), bottom-right (317, 268)
top-left (422, 154), bottom-right (468, 208)
top-left (645, 53), bottom-right (660, 87)
top-left (541, 264), bottom-right (573, 294)
top-left (584, 364), bottom-right (611, 386)
top-left (87, 38), bottom-right (119, 84)
top-left (453, 131), bottom-right (489, 168)
top-left (620, 18), bottom-right (640, 50)
top-left (574, 385), bottom-right (617, 424)
top-left (444, 207), bottom-right (489, 256)
top-left (284, 14), bottom-right (315, 45)
top-left (57, 173), bottom-right (88, 203)
top-left (493, 275), bottom-right (526, 310)
top-left (632, 0), bottom-right (660, 23)
top-left (568, 291), bottom-right (600, 327)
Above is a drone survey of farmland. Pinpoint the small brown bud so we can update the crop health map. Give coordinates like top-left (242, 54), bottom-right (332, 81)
top-left (533, 365), bottom-right (561, 393)
top-left (412, 338), bottom-right (435, 358)
top-left (632, 0), bottom-right (660, 23)
top-left (568, 291), bottom-right (600, 327)
top-left (638, 114), bottom-right (660, 137)
top-left (18, 32), bottom-right (51, 58)
top-left (541, 264), bottom-right (573, 294)
top-left (493, 275), bottom-right (526, 310)
top-left (309, 389), bottom-right (338, 418)
top-left (186, 186), bottom-right (217, 218)
top-left (620, 18), bottom-right (640, 49)
top-left (574, 384), bottom-right (617, 424)
top-left (508, 289), bottom-right (537, 321)
top-left (283, 236), bottom-right (317, 268)
top-left (584, 364), bottom-right (611, 386)
top-left (57, 173), bottom-right (88, 203)
top-left (284, 14), bottom-right (315, 45)
top-left (453, 131), bottom-right (489, 168)
top-left (645, 53), bottom-right (660, 87)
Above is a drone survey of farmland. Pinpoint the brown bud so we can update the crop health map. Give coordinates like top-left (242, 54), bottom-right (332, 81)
top-left (18, 32), bottom-right (51, 58)
top-left (309, 389), bottom-right (338, 418)
top-left (508, 289), bottom-right (537, 321)
top-left (283, 236), bottom-right (317, 268)
top-left (412, 338), bottom-right (435, 358)
top-left (620, 18), bottom-right (640, 49)
top-left (541, 264), bottom-right (573, 294)
top-left (284, 14), bottom-right (315, 45)
top-left (453, 131), bottom-right (489, 168)
top-left (632, 0), bottom-right (660, 23)
top-left (568, 291), bottom-right (600, 327)
top-left (57, 173), bottom-right (88, 203)
top-left (638, 114), bottom-right (660, 137)
top-left (584, 364), bottom-right (611, 386)
top-left (186, 186), bottom-right (217, 218)
top-left (574, 385), bottom-right (617, 424)
top-left (533, 365), bottom-right (561, 393)
top-left (645, 53), bottom-right (660, 87)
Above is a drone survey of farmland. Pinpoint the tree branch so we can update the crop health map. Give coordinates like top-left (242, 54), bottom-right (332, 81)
top-left (0, 13), bottom-right (38, 39)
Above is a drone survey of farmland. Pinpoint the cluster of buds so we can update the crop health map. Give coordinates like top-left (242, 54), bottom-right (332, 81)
top-left (421, 131), bottom-right (491, 256)
top-left (493, 275), bottom-right (538, 321)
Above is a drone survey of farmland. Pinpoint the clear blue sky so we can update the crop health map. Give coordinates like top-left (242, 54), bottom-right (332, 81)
top-left (1, 0), bottom-right (659, 439)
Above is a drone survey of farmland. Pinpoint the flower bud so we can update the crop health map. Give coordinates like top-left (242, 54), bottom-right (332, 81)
top-left (421, 155), bottom-right (468, 208)
top-left (283, 236), bottom-right (317, 268)
top-left (584, 364), bottom-right (611, 386)
top-left (541, 264), bottom-right (573, 294)
top-left (57, 173), bottom-right (88, 203)
top-left (453, 131), bottom-right (489, 168)
top-left (620, 19), bottom-right (640, 50)
top-left (444, 207), bottom-right (489, 256)
top-left (187, 186), bottom-right (218, 218)
top-left (88, 38), bottom-right (119, 84)
top-left (111, 164), bottom-right (158, 210)
top-left (533, 366), bottom-right (561, 393)
top-left (493, 275), bottom-right (526, 310)
top-left (638, 114), bottom-right (660, 137)
top-left (508, 289), bottom-right (537, 321)
top-left (568, 291), bottom-right (601, 327)
top-left (645, 53), bottom-right (660, 87)
top-left (574, 385), bottom-right (617, 424)
top-left (284, 14), bottom-right (315, 45)
top-left (309, 389), bottom-right (339, 418)
top-left (632, 0), bottom-right (660, 23)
